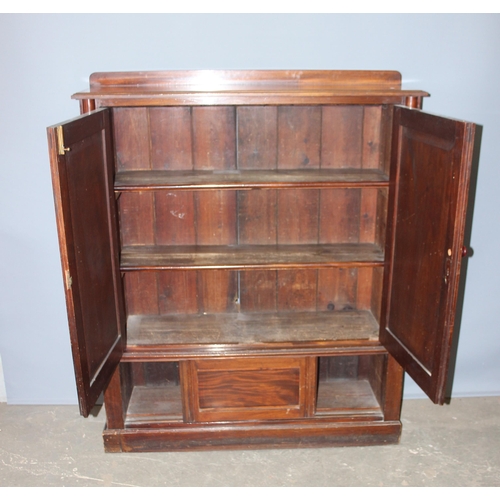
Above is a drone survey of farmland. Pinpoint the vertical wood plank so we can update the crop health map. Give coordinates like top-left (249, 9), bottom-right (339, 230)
top-left (356, 267), bottom-right (374, 312)
top-left (192, 107), bottom-right (236, 170)
top-left (362, 106), bottom-right (383, 169)
top-left (317, 268), bottom-right (358, 312)
top-left (155, 191), bottom-right (196, 245)
top-left (276, 106), bottom-right (321, 312)
top-left (192, 107), bottom-right (237, 312)
top-left (158, 271), bottom-right (198, 315)
top-left (277, 269), bottom-right (317, 312)
top-left (319, 189), bottom-right (361, 243)
top-left (112, 108), bottom-right (151, 171)
top-left (124, 273), bottom-right (159, 315)
top-left (238, 190), bottom-right (277, 245)
top-left (375, 188), bottom-right (388, 249)
top-left (237, 106), bottom-right (278, 170)
top-left (103, 366), bottom-right (125, 429)
top-left (238, 186), bottom-right (278, 313)
top-left (240, 270), bottom-right (277, 312)
top-left (150, 107), bottom-right (193, 170)
top-left (195, 190), bottom-right (237, 245)
top-left (277, 189), bottom-right (319, 244)
top-left (278, 106), bottom-right (321, 169)
top-left (321, 106), bottom-right (363, 168)
top-left (370, 267), bottom-right (384, 323)
top-left (119, 192), bottom-right (155, 246)
top-left (198, 270), bottom-right (238, 313)
top-left (383, 354), bottom-right (404, 421)
top-left (359, 188), bottom-right (378, 244)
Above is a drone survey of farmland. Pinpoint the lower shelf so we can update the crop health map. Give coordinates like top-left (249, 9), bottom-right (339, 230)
top-left (316, 378), bottom-right (384, 418)
top-left (125, 309), bottom-right (380, 354)
top-left (126, 386), bottom-right (183, 426)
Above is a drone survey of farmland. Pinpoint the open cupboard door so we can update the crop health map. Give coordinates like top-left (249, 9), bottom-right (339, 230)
top-left (381, 106), bottom-right (475, 404)
top-left (47, 109), bottom-right (125, 417)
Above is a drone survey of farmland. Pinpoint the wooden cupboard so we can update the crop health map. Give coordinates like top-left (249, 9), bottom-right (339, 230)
top-left (47, 70), bottom-right (476, 452)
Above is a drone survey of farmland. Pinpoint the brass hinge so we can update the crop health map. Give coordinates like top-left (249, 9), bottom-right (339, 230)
top-left (56, 126), bottom-right (71, 156)
top-left (65, 269), bottom-right (73, 290)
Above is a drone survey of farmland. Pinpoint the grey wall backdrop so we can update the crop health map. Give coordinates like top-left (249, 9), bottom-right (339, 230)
top-left (0, 13), bottom-right (499, 405)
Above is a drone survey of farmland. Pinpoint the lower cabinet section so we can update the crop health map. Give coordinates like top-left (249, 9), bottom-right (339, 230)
top-left (316, 355), bottom-right (386, 419)
top-left (105, 351), bottom-right (402, 452)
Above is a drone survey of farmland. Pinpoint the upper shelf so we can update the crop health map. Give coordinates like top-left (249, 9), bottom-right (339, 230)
top-left (115, 168), bottom-right (390, 192)
top-left (120, 244), bottom-right (385, 271)
top-left (72, 70), bottom-right (429, 106)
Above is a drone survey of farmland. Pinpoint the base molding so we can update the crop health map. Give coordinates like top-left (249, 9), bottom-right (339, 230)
top-left (103, 420), bottom-right (402, 453)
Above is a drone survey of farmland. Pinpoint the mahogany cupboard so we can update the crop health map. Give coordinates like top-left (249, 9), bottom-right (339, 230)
top-left (47, 71), bottom-right (476, 452)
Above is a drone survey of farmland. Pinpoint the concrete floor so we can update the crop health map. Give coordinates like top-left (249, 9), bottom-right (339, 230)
top-left (0, 397), bottom-right (499, 487)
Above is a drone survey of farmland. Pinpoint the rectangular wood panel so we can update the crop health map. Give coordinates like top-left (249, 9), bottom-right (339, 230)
top-left (187, 357), bottom-right (314, 422)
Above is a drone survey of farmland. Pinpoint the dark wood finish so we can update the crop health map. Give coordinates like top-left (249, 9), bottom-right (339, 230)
top-left (103, 366), bottom-right (125, 429)
top-left (47, 110), bottom-right (125, 417)
top-left (381, 107), bottom-right (475, 404)
top-left (103, 420), bottom-right (402, 452)
top-left (48, 70), bottom-right (475, 452)
top-left (120, 244), bottom-right (384, 271)
top-left (115, 168), bottom-right (389, 191)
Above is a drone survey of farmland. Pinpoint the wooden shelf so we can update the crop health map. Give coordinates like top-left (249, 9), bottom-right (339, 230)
top-left (126, 310), bottom-right (380, 349)
top-left (125, 385), bottom-right (183, 427)
top-left (115, 169), bottom-right (389, 192)
top-left (120, 244), bottom-right (385, 271)
top-left (316, 378), bottom-right (383, 419)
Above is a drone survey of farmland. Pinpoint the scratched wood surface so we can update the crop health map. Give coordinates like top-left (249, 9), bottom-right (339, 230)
top-left (126, 310), bottom-right (379, 346)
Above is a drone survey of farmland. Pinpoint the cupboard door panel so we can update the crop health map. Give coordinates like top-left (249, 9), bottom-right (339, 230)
top-left (47, 109), bottom-right (125, 417)
top-left (381, 107), bottom-right (475, 404)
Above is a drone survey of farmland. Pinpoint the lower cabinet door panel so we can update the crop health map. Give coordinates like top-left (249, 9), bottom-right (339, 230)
top-left (186, 357), bottom-right (317, 422)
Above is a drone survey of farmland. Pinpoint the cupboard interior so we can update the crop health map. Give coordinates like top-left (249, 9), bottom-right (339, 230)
top-left (114, 104), bottom-right (390, 348)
